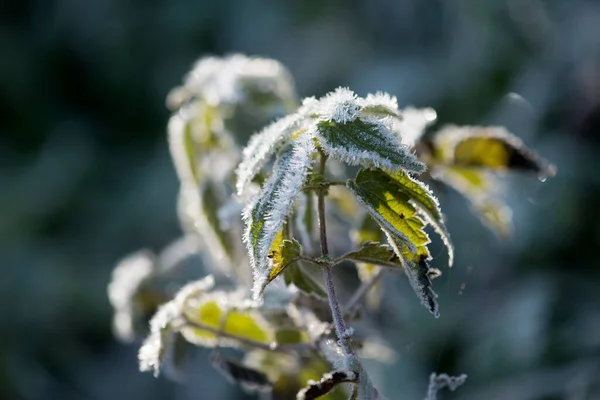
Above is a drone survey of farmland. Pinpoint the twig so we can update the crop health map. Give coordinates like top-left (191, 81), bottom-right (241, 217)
top-left (302, 181), bottom-right (347, 191)
top-left (317, 152), bottom-right (355, 361)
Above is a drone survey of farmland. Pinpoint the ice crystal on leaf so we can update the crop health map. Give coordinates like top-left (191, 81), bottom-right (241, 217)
top-left (243, 135), bottom-right (316, 299)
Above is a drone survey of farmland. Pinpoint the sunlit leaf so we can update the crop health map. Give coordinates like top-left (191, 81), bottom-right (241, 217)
top-left (236, 113), bottom-right (304, 196)
top-left (181, 295), bottom-right (274, 347)
top-left (385, 231), bottom-right (439, 317)
top-left (432, 125), bottom-right (556, 178)
top-left (359, 168), bottom-right (453, 266)
top-left (347, 172), bottom-right (431, 260)
top-left (264, 230), bottom-right (303, 289)
top-left (243, 136), bottom-right (316, 299)
top-left (347, 172), bottom-right (443, 315)
top-left (316, 118), bottom-right (425, 174)
top-left (168, 113), bottom-right (200, 184)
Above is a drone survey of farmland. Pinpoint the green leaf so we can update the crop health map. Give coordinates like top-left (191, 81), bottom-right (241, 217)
top-left (264, 230), bottom-right (303, 289)
top-left (432, 166), bottom-right (513, 238)
top-left (384, 231), bottom-right (439, 317)
top-left (315, 119), bottom-right (425, 174)
top-left (432, 125), bottom-right (556, 178)
top-left (341, 242), bottom-right (402, 269)
top-left (284, 262), bottom-right (327, 298)
top-left (347, 172), bottom-right (431, 260)
top-left (275, 328), bottom-right (310, 345)
top-left (181, 297), bottom-right (274, 347)
top-left (360, 168), bottom-right (454, 266)
top-left (236, 113), bottom-right (304, 195)
top-left (243, 136), bottom-right (316, 299)
top-left (347, 172), bottom-right (444, 316)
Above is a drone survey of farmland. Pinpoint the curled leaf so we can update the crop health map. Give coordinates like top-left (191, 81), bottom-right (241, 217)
top-left (297, 370), bottom-right (358, 400)
top-left (432, 125), bottom-right (555, 178)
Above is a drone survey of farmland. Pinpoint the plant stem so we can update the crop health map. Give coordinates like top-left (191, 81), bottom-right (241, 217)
top-left (317, 152), bottom-right (355, 360)
top-left (302, 180), bottom-right (347, 191)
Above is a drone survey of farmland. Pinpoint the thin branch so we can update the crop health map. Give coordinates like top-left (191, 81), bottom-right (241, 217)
top-left (181, 317), bottom-right (310, 353)
top-left (317, 152), bottom-right (355, 361)
top-left (302, 181), bottom-right (347, 191)
top-left (344, 268), bottom-right (385, 313)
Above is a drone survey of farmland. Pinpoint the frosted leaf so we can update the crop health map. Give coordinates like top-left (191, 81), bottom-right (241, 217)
top-left (180, 290), bottom-right (275, 348)
top-left (108, 250), bottom-right (156, 342)
top-left (182, 54), bottom-right (295, 108)
top-left (379, 168), bottom-right (454, 266)
top-left (347, 172), bottom-right (443, 316)
top-left (431, 125), bottom-right (556, 177)
top-left (424, 373), bottom-right (467, 400)
top-left (168, 112), bottom-right (199, 184)
top-left (384, 230), bottom-right (439, 318)
top-left (359, 92), bottom-right (401, 119)
top-left (315, 87), bottom-right (361, 123)
top-left (397, 107), bottom-right (437, 147)
top-left (316, 117), bottom-right (425, 174)
top-left (138, 301), bottom-right (180, 377)
top-left (243, 135), bottom-right (316, 299)
top-left (138, 275), bottom-right (215, 377)
top-left (108, 250), bottom-right (155, 311)
top-left (172, 275), bottom-right (216, 307)
top-left (236, 113), bottom-right (304, 196)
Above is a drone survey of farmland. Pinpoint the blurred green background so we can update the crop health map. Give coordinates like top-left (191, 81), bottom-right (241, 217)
top-left (1, 0), bottom-right (600, 399)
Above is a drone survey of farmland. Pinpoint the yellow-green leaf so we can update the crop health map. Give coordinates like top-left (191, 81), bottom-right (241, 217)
top-left (432, 125), bottom-right (556, 178)
top-left (264, 230), bottom-right (303, 288)
top-left (181, 298), bottom-right (274, 347)
top-left (357, 168), bottom-right (453, 265)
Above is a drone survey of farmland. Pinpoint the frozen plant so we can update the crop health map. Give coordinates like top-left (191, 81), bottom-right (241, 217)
top-left (108, 54), bottom-right (555, 399)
